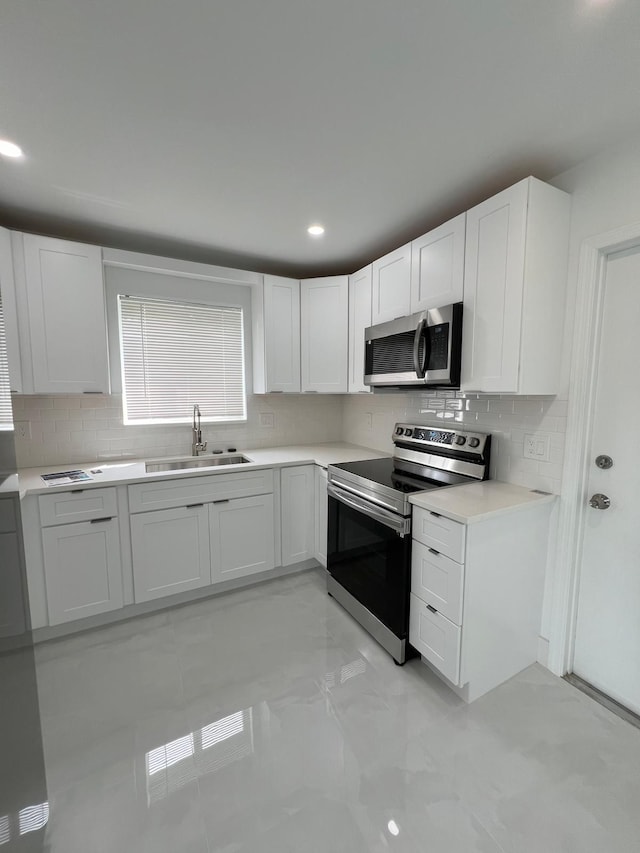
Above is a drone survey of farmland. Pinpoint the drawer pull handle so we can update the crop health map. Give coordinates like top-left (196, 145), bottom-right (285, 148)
top-left (428, 548), bottom-right (440, 556)
top-left (429, 511), bottom-right (441, 518)
top-left (427, 604), bottom-right (437, 614)
top-left (90, 517), bottom-right (113, 524)
top-left (213, 499), bottom-right (230, 504)
top-left (71, 489), bottom-right (85, 494)
top-left (186, 503), bottom-right (204, 509)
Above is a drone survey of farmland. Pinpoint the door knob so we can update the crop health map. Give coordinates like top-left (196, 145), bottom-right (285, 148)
top-left (589, 493), bottom-right (611, 510)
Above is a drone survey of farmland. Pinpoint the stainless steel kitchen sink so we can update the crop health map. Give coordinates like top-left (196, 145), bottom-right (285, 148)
top-left (145, 455), bottom-right (251, 473)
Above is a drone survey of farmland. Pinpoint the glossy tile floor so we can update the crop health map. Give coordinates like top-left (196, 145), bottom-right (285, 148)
top-left (35, 569), bottom-right (640, 852)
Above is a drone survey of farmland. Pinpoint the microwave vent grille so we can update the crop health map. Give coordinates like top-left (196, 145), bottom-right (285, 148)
top-left (370, 332), bottom-right (425, 374)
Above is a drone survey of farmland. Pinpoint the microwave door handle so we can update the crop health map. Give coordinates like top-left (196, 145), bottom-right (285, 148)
top-left (413, 319), bottom-right (431, 379)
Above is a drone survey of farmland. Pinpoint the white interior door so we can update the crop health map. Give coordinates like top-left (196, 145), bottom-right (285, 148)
top-left (572, 245), bottom-right (640, 715)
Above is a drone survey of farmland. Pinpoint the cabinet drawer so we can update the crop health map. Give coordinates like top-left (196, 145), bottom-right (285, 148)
top-left (128, 469), bottom-right (274, 513)
top-left (39, 487), bottom-right (118, 527)
top-left (412, 506), bottom-right (465, 562)
top-left (0, 499), bottom-right (17, 534)
top-left (411, 540), bottom-right (464, 625)
top-left (409, 593), bottom-right (461, 685)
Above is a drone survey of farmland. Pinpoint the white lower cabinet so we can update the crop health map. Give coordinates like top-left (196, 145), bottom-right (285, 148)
top-left (280, 465), bottom-right (315, 566)
top-left (131, 505), bottom-right (211, 603)
top-left (314, 466), bottom-right (328, 567)
top-left (42, 518), bottom-right (123, 625)
top-left (210, 495), bottom-right (275, 582)
top-left (409, 500), bottom-right (552, 702)
top-left (409, 596), bottom-right (461, 685)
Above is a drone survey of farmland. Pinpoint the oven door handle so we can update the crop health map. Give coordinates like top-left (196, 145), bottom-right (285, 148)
top-left (327, 483), bottom-right (410, 537)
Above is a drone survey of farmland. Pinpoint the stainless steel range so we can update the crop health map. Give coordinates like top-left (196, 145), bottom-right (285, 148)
top-left (327, 423), bottom-right (491, 664)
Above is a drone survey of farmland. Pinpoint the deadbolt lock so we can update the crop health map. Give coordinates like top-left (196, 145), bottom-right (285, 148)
top-left (589, 493), bottom-right (611, 510)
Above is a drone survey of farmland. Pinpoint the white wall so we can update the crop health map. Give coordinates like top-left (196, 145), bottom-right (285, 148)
top-left (13, 393), bottom-right (344, 468)
top-left (551, 134), bottom-right (640, 397)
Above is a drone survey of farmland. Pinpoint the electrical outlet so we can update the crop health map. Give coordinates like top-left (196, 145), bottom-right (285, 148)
top-left (15, 421), bottom-right (31, 440)
top-left (259, 412), bottom-right (275, 428)
top-left (524, 433), bottom-right (550, 461)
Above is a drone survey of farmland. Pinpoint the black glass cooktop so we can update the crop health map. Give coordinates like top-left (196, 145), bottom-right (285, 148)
top-left (331, 457), bottom-right (443, 494)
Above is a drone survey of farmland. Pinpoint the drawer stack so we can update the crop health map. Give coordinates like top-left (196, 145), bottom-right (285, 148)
top-left (409, 507), bottom-right (466, 685)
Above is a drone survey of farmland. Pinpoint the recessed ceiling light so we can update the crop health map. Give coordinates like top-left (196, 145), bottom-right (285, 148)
top-left (0, 139), bottom-right (24, 158)
top-left (307, 224), bottom-right (325, 236)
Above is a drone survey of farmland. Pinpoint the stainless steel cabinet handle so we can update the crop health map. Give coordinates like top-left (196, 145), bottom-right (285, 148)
top-left (90, 517), bottom-right (113, 524)
top-left (428, 548), bottom-right (440, 555)
top-left (186, 503), bottom-right (204, 509)
top-left (426, 604), bottom-right (437, 614)
top-left (212, 499), bottom-right (230, 504)
top-left (430, 511), bottom-right (441, 518)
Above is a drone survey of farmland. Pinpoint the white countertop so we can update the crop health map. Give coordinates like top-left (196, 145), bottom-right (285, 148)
top-left (17, 442), bottom-right (388, 497)
top-left (409, 480), bottom-right (556, 524)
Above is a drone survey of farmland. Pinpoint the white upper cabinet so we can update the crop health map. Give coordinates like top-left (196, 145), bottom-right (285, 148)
top-left (461, 177), bottom-right (570, 395)
top-left (301, 276), bottom-right (349, 393)
top-left (20, 234), bottom-right (110, 394)
top-left (410, 213), bottom-right (465, 312)
top-left (371, 243), bottom-right (411, 325)
top-left (348, 264), bottom-right (372, 393)
top-left (252, 275), bottom-right (301, 393)
top-left (0, 228), bottom-right (23, 392)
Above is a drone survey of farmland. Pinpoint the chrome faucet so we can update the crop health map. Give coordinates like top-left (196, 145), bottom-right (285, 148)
top-left (192, 405), bottom-right (207, 456)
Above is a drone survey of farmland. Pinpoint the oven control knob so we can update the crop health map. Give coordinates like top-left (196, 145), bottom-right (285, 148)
top-left (468, 437), bottom-right (480, 448)
top-left (404, 428), bottom-right (413, 437)
top-left (454, 435), bottom-right (466, 446)
top-left (395, 427), bottom-right (403, 435)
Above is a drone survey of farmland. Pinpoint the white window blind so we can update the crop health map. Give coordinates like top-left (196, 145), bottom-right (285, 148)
top-left (0, 293), bottom-right (13, 431)
top-left (118, 295), bottom-right (247, 425)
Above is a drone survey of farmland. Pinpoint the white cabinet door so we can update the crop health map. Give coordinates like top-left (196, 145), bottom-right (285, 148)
top-left (371, 243), bottom-right (411, 325)
top-left (410, 213), bottom-right (465, 312)
top-left (348, 265), bottom-right (372, 393)
top-left (253, 275), bottom-right (301, 393)
top-left (210, 494), bottom-right (275, 583)
top-left (0, 227), bottom-right (23, 392)
top-left (461, 181), bottom-right (528, 393)
top-left (130, 505), bottom-right (210, 603)
top-left (42, 518), bottom-right (124, 625)
top-left (300, 276), bottom-right (348, 392)
top-left (280, 465), bottom-right (315, 566)
top-left (0, 532), bottom-right (26, 638)
top-left (22, 234), bottom-right (110, 393)
top-left (314, 466), bottom-right (328, 567)
top-left (461, 177), bottom-right (570, 394)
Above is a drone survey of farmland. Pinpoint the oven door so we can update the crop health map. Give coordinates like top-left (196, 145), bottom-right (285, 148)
top-left (327, 484), bottom-right (411, 638)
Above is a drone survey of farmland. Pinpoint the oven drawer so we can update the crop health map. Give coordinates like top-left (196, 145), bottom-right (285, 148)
top-left (409, 593), bottom-right (461, 685)
top-left (411, 540), bottom-right (464, 625)
top-left (39, 487), bottom-right (118, 527)
top-left (412, 506), bottom-right (465, 562)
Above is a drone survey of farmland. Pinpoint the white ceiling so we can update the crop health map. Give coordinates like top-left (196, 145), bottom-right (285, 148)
top-left (1, 0), bottom-right (639, 277)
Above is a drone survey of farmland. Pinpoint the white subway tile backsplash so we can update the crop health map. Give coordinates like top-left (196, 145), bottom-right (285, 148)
top-left (342, 391), bottom-right (568, 494)
top-left (14, 393), bottom-right (344, 469)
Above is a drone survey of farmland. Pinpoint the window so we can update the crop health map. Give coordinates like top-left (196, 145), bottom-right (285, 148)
top-left (0, 293), bottom-right (13, 431)
top-left (118, 295), bottom-right (246, 425)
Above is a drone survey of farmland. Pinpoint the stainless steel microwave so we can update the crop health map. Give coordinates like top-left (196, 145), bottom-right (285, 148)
top-left (364, 303), bottom-right (463, 388)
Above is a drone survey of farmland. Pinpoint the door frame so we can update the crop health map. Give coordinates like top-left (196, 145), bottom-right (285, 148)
top-left (548, 220), bottom-right (640, 677)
